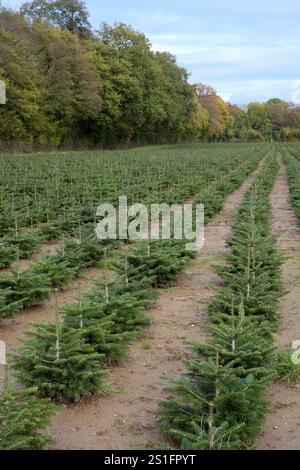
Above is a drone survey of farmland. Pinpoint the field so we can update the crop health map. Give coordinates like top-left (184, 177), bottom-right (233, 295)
top-left (1, 142), bottom-right (300, 450)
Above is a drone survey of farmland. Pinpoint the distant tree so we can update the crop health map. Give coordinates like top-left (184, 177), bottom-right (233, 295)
top-left (31, 21), bottom-right (101, 142)
top-left (265, 98), bottom-right (288, 131)
top-left (155, 51), bottom-right (196, 142)
top-left (20, 0), bottom-right (49, 21)
top-left (0, 11), bottom-right (45, 144)
top-left (247, 103), bottom-right (271, 134)
top-left (195, 83), bottom-right (217, 97)
top-left (21, 0), bottom-right (91, 37)
top-left (280, 127), bottom-right (295, 142)
top-left (92, 23), bottom-right (159, 143)
top-left (89, 23), bottom-right (196, 144)
top-left (183, 96), bottom-right (209, 140)
top-left (0, 8), bottom-right (100, 146)
top-left (194, 83), bottom-right (234, 140)
top-left (265, 98), bottom-right (285, 106)
top-left (286, 105), bottom-right (300, 128)
top-left (227, 104), bottom-right (249, 140)
top-left (98, 21), bottom-right (150, 49)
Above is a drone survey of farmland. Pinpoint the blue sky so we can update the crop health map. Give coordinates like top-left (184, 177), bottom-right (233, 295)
top-left (5, 0), bottom-right (300, 103)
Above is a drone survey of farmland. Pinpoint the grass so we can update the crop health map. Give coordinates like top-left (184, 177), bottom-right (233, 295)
top-left (275, 349), bottom-right (300, 384)
top-left (141, 343), bottom-right (153, 351)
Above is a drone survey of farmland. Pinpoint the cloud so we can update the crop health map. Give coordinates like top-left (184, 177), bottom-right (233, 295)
top-left (149, 29), bottom-right (300, 102)
top-left (291, 81), bottom-right (300, 103)
top-left (111, 8), bottom-right (183, 30)
top-left (215, 79), bottom-right (298, 104)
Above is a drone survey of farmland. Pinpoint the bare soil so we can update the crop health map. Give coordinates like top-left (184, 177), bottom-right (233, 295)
top-left (47, 170), bottom-right (260, 450)
top-left (257, 162), bottom-right (300, 451)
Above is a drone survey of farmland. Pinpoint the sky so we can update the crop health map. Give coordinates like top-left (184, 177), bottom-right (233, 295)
top-left (5, 0), bottom-right (300, 104)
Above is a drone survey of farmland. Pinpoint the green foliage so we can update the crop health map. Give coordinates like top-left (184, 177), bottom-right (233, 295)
top-left (0, 387), bottom-right (56, 450)
top-left (194, 307), bottom-right (276, 377)
top-left (0, 242), bottom-right (17, 268)
top-left (0, 234), bottom-right (104, 318)
top-left (0, 5), bottom-right (200, 147)
top-left (275, 349), bottom-right (300, 384)
top-left (158, 153), bottom-right (282, 450)
top-left (7, 146), bottom-right (264, 407)
top-left (13, 322), bottom-right (106, 402)
top-left (113, 241), bottom-right (196, 288)
top-left (0, 269), bottom-right (52, 318)
top-left (63, 274), bottom-right (154, 364)
top-left (4, 233), bottom-right (43, 258)
top-left (21, 0), bottom-right (92, 38)
top-left (158, 356), bottom-right (269, 449)
top-left (210, 161), bottom-right (283, 324)
top-left (1, 4), bottom-right (300, 146)
top-left (1, 144), bottom-right (260, 236)
top-left (63, 299), bottom-right (138, 364)
top-left (247, 103), bottom-right (272, 135)
top-left (282, 146), bottom-right (300, 224)
top-left (0, 11), bottom-right (44, 144)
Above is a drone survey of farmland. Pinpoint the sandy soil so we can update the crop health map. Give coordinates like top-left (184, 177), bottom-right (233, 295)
top-left (47, 168), bottom-right (260, 450)
top-left (256, 162), bottom-right (300, 450)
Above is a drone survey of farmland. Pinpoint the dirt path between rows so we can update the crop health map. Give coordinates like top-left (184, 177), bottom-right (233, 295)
top-left (257, 162), bottom-right (300, 450)
top-left (48, 167), bottom-right (262, 450)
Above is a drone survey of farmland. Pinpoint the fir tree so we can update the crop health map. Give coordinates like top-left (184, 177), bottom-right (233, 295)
top-left (32, 255), bottom-right (77, 288)
top-left (13, 321), bottom-right (106, 403)
top-left (63, 297), bottom-right (137, 364)
top-left (0, 242), bottom-right (17, 268)
top-left (159, 353), bottom-right (270, 449)
top-left (114, 241), bottom-right (195, 288)
top-left (0, 270), bottom-right (51, 318)
top-left (5, 233), bottom-right (42, 259)
top-left (0, 387), bottom-right (56, 450)
top-left (158, 156), bottom-right (281, 450)
top-left (195, 302), bottom-right (276, 378)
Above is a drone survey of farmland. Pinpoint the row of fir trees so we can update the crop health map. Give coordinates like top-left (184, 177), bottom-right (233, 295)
top-left (158, 154), bottom-right (286, 449)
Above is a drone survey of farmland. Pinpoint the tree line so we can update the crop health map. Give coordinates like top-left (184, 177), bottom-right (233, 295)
top-left (0, 0), bottom-right (300, 150)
